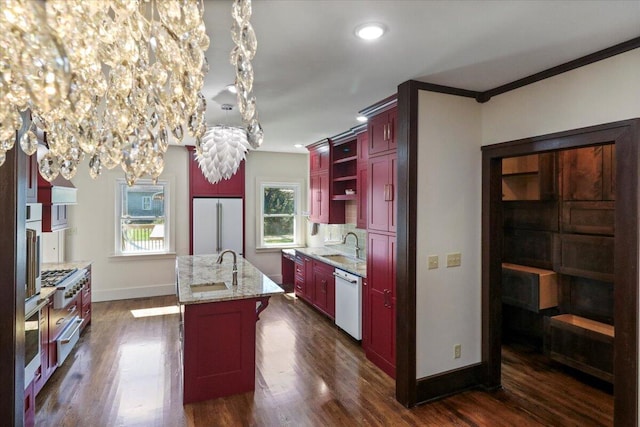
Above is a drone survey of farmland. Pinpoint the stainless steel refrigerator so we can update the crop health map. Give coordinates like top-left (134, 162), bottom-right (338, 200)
top-left (192, 198), bottom-right (243, 255)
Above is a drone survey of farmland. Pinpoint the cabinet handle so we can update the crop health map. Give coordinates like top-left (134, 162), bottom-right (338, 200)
top-left (384, 124), bottom-right (389, 141)
top-left (322, 280), bottom-right (327, 292)
top-left (388, 121), bottom-right (393, 141)
top-left (388, 184), bottom-right (394, 202)
top-left (316, 190), bottom-right (321, 202)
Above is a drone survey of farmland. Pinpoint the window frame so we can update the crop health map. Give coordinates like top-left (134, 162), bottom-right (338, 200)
top-left (256, 179), bottom-right (303, 250)
top-left (114, 178), bottom-right (172, 256)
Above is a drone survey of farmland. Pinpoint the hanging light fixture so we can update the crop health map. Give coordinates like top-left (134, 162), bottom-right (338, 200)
top-left (230, 0), bottom-right (263, 149)
top-left (0, 0), bottom-right (210, 185)
top-left (196, 104), bottom-right (249, 184)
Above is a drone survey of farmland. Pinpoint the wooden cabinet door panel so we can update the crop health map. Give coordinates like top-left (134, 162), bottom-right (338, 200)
top-left (303, 256), bottom-right (314, 301)
top-left (357, 164), bottom-right (368, 229)
top-left (368, 156), bottom-right (390, 232)
top-left (561, 145), bottom-right (615, 201)
top-left (387, 108), bottom-right (397, 152)
top-left (389, 154), bottom-right (397, 233)
top-left (368, 113), bottom-right (389, 156)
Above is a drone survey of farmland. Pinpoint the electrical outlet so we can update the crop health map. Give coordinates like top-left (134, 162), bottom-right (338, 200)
top-left (454, 344), bottom-right (461, 359)
top-left (446, 252), bottom-right (461, 267)
top-left (428, 255), bottom-right (439, 269)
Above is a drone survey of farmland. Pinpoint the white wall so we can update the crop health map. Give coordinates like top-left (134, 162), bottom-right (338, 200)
top-left (415, 91), bottom-right (482, 378)
top-left (243, 151), bottom-right (308, 283)
top-left (66, 145), bottom-right (190, 301)
top-left (482, 49), bottom-right (640, 145)
top-left (479, 47), bottom-right (640, 418)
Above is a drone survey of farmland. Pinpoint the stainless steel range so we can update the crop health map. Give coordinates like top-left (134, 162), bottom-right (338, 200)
top-left (42, 268), bottom-right (89, 309)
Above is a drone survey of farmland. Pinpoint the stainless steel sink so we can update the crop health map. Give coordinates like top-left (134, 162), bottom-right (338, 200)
top-left (320, 254), bottom-right (360, 264)
top-left (191, 282), bottom-right (228, 292)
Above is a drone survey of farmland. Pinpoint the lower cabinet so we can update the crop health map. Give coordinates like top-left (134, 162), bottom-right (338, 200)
top-left (35, 296), bottom-right (55, 396)
top-left (24, 379), bottom-right (35, 427)
top-left (312, 260), bottom-right (335, 319)
top-left (294, 252), bottom-right (336, 320)
top-left (80, 267), bottom-right (92, 330)
top-left (364, 232), bottom-right (396, 378)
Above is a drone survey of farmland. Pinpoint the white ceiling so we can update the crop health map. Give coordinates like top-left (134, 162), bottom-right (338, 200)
top-left (201, 0), bottom-right (640, 153)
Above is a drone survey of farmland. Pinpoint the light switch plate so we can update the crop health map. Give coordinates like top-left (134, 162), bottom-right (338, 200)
top-left (447, 252), bottom-right (461, 267)
top-left (428, 255), bottom-right (439, 270)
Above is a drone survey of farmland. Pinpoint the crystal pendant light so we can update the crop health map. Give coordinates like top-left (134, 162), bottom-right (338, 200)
top-left (195, 104), bottom-right (250, 184)
top-left (230, 0), bottom-right (264, 149)
top-left (0, 0), bottom-right (210, 185)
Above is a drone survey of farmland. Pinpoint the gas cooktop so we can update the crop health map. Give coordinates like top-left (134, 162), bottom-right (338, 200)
top-left (41, 268), bottom-right (77, 287)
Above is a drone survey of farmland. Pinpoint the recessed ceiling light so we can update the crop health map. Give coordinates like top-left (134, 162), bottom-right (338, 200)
top-left (294, 144), bottom-right (303, 148)
top-left (355, 23), bottom-right (386, 40)
top-left (226, 84), bottom-right (237, 94)
top-left (356, 115), bottom-right (368, 123)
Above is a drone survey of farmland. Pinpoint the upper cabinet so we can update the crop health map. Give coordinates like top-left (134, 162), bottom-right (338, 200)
top-left (331, 136), bottom-right (358, 201)
top-left (307, 139), bottom-right (344, 224)
top-left (356, 131), bottom-right (368, 229)
top-left (368, 107), bottom-right (397, 156)
top-left (561, 145), bottom-right (615, 201)
top-left (502, 153), bottom-right (557, 201)
top-left (186, 146), bottom-right (245, 197)
top-left (368, 153), bottom-right (397, 233)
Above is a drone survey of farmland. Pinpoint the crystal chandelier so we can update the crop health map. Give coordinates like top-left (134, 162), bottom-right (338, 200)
top-left (196, 105), bottom-right (250, 184)
top-left (230, 0), bottom-right (263, 149)
top-left (194, 0), bottom-right (261, 183)
top-left (0, 0), bottom-right (209, 185)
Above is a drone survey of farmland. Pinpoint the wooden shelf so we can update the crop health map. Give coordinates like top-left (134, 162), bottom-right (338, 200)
top-left (544, 313), bottom-right (614, 382)
top-left (550, 314), bottom-right (614, 337)
top-left (503, 171), bottom-right (538, 177)
top-left (332, 194), bottom-right (357, 201)
top-left (333, 155), bottom-right (357, 165)
top-left (333, 175), bottom-right (357, 182)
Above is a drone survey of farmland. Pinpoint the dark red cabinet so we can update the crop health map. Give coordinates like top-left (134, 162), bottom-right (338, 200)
top-left (368, 107), bottom-right (397, 156)
top-left (307, 140), bottom-right (344, 224)
top-left (356, 131), bottom-right (368, 229)
top-left (312, 260), bottom-right (336, 319)
top-left (187, 146), bottom-right (245, 197)
top-left (364, 232), bottom-right (396, 378)
top-left (24, 378), bottom-right (35, 427)
top-left (368, 153), bottom-right (396, 233)
top-left (304, 256), bottom-right (314, 302)
top-left (80, 266), bottom-right (92, 330)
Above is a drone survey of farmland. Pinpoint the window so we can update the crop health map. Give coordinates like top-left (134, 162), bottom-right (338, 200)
top-left (141, 196), bottom-right (152, 211)
top-left (116, 179), bottom-right (170, 255)
top-left (258, 181), bottom-right (302, 248)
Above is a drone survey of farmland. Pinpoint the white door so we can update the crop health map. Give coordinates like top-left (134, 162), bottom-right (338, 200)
top-left (192, 198), bottom-right (219, 255)
top-left (219, 198), bottom-right (243, 255)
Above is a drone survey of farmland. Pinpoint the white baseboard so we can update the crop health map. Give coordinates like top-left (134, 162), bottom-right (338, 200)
top-left (92, 283), bottom-right (176, 302)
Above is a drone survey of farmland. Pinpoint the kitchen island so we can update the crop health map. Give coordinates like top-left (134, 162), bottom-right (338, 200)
top-left (176, 254), bottom-right (283, 404)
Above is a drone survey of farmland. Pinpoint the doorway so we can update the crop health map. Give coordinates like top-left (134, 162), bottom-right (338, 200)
top-left (481, 119), bottom-right (639, 426)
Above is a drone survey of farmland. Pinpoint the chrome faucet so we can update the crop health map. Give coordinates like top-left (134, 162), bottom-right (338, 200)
top-left (216, 249), bottom-right (238, 286)
top-left (342, 232), bottom-right (361, 259)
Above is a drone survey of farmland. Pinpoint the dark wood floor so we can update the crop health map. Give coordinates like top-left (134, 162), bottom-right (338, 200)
top-left (35, 294), bottom-right (613, 426)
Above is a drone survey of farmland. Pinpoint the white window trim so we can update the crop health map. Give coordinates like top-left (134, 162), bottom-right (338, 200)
top-left (114, 177), bottom-right (175, 257)
top-left (256, 178), bottom-right (304, 250)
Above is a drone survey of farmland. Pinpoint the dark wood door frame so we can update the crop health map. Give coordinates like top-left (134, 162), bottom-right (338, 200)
top-left (481, 119), bottom-right (639, 426)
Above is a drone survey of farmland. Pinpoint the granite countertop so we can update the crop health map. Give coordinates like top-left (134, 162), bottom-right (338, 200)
top-left (42, 260), bottom-right (93, 271)
top-left (177, 254), bottom-right (284, 305)
top-left (294, 247), bottom-right (366, 278)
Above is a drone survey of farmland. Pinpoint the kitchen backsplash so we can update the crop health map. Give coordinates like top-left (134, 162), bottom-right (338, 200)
top-left (323, 223), bottom-right (367, 260)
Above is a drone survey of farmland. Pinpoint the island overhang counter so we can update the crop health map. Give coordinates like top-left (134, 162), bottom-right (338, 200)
top-left (176, 254), bottom-right (284, 404)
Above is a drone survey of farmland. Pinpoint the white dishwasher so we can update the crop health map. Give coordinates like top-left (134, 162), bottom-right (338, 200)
top-left (333, 268), bottom-right (362, 340)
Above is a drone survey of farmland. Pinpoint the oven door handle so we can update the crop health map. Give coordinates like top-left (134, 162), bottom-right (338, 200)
top-left (60, 318), bottom-right (84, 344)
